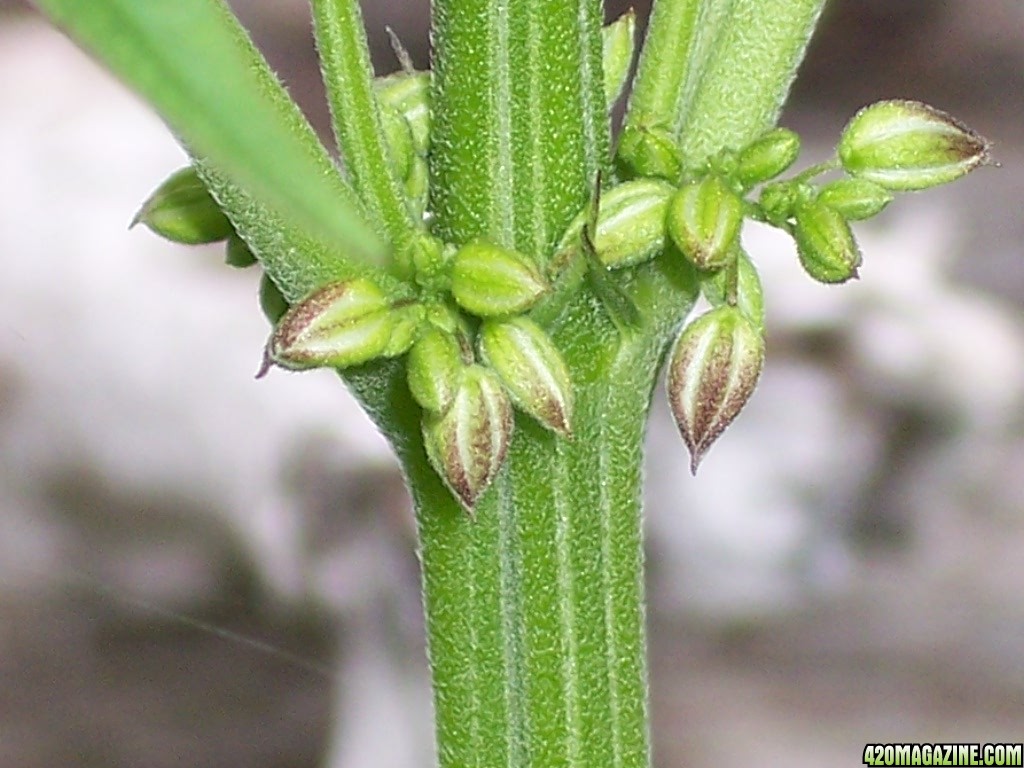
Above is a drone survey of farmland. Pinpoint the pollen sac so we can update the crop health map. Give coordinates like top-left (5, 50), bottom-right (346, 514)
top-left (667, 305), bottom-right (765, 473)
top-left (374, 71), bottom-right (430, 156)
top-left (793, 200), bottom-right (862, 284)
top-left (478, 317), bottom-right (574, 437)
top-left (616, 123), bottom-right (683, 181)
top-left (815, 178), bottom-right (893, 221)
top-left (379, 302), bottom-right (425, 358)
top-left (557, 178), bottom-right (675, 271)
top-left (263, 278), bottom-right (395, 372)
top-left (450, 241), bottom-right (549, 317)
top-left (666, 174), bottom-right (744, 272)
top-left (602, 9), bottom-right (636, 108)
top-left (757, 180), bottom-right (802, 228)
top-left (838, 100), bottom-right (992, 191)
top-left (423, 365), bottom-right (514, 513)
top-left (734, 128), bottom-right (801, 189)
top-left (132, 166), bottom-right (233, 245)
top-left (407, 327), bottom-right (466, 414)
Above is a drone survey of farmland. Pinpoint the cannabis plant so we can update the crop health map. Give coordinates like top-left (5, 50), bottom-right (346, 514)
top-left (35, 0), bottom-right (989, 765)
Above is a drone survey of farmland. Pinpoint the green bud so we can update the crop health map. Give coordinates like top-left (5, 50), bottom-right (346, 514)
top-left (815, 178), bottom-right (893, 221)
top-left (616, 123), bottom-right (683, 181)
top-left (701, 246), bottom-right (765, 334)
top-left (792, 200), bottom-right (862, 284)
top-left (734, 128), bottom-right (801, 188)
top-left (374, 71), bottom-right (430, 156)
top-left (378, 102), bottom-right (415, 182)
top-left (667, 306), bottom-right (764, 472)
top-left (423, 365), bottom-right (513, 512)
top-left (259, 273), bottom-right (289, 325)
top-left (666, 174), bottom-right (744, 271)
top-left (602, 9), bottom-right (636, 108)
top-left (451, 241), bottom-right (549, 317)
top-left (262, 278), bottom-right (393, 373)
top-left (132, 166), bottom-right (233, 245)
top-left (478, 317), bottom-right (574, 437)
top-left (558, 179), bottom-right (675, 270)
top-left (379, 302), bottom-right (425, 358)
top-left (838, 99), bottom-right (992, 191)
top-left (757, 180), bottom-right (802, 228)
top-left (407, 328), bottom-right (465, 414)
top-left (224, 232), bottom-right (257, 269)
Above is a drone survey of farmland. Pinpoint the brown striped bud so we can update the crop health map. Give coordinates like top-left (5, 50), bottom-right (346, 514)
top-left (261, 278), bottom-right (394, 373)
top-left (478, 317), bottom-right (573, 437)
top-left (667, 306), bottom-right (764, 472)
top-left (423, 365), bottom-right (513, 512)
top-left (838, 100), bottom-right (992, 191)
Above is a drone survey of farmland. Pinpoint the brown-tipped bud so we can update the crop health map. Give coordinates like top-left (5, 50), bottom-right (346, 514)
top-left (793, 200), bottom-right (862, 284)
top-left (478, 317), bottom-right (574, 437)
top-left (132, 166), bottom-right (233, 245)
top-left (667, 306), bottom-right (765, 472)
top-left (666, 174), bottom-right (744, 272)
top-left (734, 128), bottom-right (801, 188)
top-left (838, 100), bottom-right (992, 191)
top-left (450, 241), bottom-right (549, 317)
top-left (616, 123), bottom-right (683, 181)
top-left (423, 365), bottom-right (513, 512)
top-left (407, 328), bottom-right (465, 414)
top-left (815, 178), bottom-right (893, 221)
top-left (264, 278), bottom-right (394, 371)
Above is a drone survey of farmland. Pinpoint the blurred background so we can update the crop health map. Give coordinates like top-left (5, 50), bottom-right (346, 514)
top-left (1, 1), bottom-right (1022, 766)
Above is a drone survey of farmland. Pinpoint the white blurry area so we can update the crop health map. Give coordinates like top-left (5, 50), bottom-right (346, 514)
top-left (3, 7), bottom-right (1024, 768)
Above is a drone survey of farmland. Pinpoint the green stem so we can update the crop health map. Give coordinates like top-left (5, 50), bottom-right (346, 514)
top-left (312, 0), bottom-right (417, 250)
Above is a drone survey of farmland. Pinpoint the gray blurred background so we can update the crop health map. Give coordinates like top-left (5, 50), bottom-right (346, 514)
top-left (1, 1), bottom-right (1022, 766)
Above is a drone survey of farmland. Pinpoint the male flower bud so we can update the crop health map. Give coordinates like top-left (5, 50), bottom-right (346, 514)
top-left (667, 306), bottom-right (764, 473)
top-left (757, 180), bottom-right (802, 228)
top-left (450, 241), bottom-right (548, 317)
top-left (261, 278), bottom-right (393, 373)
top-left (667, 174), bottom-right (744, 272)
top-left (734, 128), bottom-right (801, 189)
top-left (602, 10), bottom-right (636, 108)
top-left (616, 123), bottom-right (683, 181)
top-left (838, 100), bottom-right (991, 191)
top-left (815, 178), bottom-right (893, 221)
top-left (478, 317), bottom-right (574, 437)
top-left (379, 302), bottom-right (425, 358)
top-left (423, 365), bottom-right (513, 512)
top-left (132, 166), bottom-right (233, 245)
top-left (407, 328), bottom-right (466, 414)
top-left (558, 179), bottom-right (675, 270)
top-left (792, 200), bottom-right (862, 284)
top-left (374, 71), bottom-right (430, 156)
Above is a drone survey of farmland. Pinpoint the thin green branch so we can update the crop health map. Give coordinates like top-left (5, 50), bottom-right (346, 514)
top-left (311, 0), bottom-right (418, 249)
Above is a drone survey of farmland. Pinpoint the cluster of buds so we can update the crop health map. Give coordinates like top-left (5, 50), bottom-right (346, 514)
top-left (137, 34), bottom-right (991, 502)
